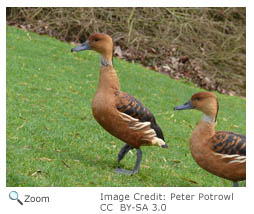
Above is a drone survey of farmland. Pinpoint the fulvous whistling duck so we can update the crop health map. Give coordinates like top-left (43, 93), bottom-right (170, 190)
top-left (71, 33), bottom-right (168, 174)
top-left (174, 92), bottom-right (246, 186)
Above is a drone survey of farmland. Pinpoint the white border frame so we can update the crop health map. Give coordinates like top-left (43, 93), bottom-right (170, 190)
top-left (1, 1), bottom-right (252, 213)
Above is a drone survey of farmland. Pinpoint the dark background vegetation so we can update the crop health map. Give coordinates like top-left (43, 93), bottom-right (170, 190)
top-left (6, 7), bottom-right (246, 96)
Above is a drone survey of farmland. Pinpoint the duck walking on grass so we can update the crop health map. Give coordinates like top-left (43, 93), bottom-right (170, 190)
top-left (71, 33), bottom-right (168, 175)
top-left (174, 92), bottom-right (246, 186)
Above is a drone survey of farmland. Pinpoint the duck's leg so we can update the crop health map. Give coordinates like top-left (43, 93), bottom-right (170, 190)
top-left (115, 144), bottom-right (133, 174)
top-left (115, 147), bottom-right (142, 175)
top-left (117, 144), bottom-right (133, 163)
top-left (233, 181), bottom-right (239, 187)
top-left (131, 148), bottom-right (142, 174)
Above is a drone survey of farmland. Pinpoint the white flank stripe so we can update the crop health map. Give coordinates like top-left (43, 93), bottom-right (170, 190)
top-left (151, 137), bottom-right (166, 147)
top-left (215, 154), bottom-right (239, 158)
top-left (119, 112), bottom-right (150, 132)
top-left (120, 113), bottom-right (153, 132)
top-left (119, 112), bottom-right (139, 122)
top-left (229, 159), bottom-right (246, 164)
top-left (215, 153), bottom-right (246, 164)
top-left (119, 112), bottom-right (166, 147)
top-left (133, 121), bottom-right (151, 129)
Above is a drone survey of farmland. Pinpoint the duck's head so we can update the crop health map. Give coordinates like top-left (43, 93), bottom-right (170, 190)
top-left (174, 92), bottom-right (219, 121)
top-left (71, 33), bottom-right (113, 61)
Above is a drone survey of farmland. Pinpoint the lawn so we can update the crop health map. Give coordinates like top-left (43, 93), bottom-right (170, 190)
top-left (6, 26), bottom-right (246, 187)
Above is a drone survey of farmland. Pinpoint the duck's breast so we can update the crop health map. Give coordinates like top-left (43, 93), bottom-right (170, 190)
top-left (92, 90), bottom-right (116, 125)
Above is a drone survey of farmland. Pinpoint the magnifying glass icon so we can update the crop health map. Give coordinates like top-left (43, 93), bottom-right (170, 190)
top-left (9, 191), bottom-right (23, 205)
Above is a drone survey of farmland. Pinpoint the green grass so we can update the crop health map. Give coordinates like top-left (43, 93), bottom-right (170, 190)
top-left (6, 26), bottom-right (246, 187)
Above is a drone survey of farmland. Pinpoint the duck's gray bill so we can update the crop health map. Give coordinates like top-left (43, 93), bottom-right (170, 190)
top-left (71, 41), bottom-right (91, 52)
top-left (174, 100), bottom-right (193, 110)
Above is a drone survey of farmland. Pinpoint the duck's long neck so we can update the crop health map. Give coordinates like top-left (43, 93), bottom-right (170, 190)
top-left (201, 114), bottom-right (216, 124)
top-left (100, 50), bottom-right (113, 67)
top-left (97, 56), bottom-right (120, 92)
top-left (190, 114), bottom-right (216, 146)
top-left (100, 56), bottom-right (113, 67)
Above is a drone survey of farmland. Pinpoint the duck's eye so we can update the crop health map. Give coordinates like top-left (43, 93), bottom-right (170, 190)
top-left (195, 97), bottom-right (201, 101)
top-left (94, 38), bottom-right (99, 42)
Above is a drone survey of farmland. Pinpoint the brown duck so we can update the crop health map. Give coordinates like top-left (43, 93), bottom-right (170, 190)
top-left (174, 92), bottom-right (246, 186)
top-left (71, 33), bottom-right (168, 174)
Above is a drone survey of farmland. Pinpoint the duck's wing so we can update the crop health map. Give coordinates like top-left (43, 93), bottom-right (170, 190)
top-left (116, 91), bottom-right (167, 147)
top-left (211, 131), bottom-right (246, 163)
